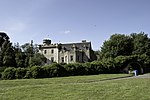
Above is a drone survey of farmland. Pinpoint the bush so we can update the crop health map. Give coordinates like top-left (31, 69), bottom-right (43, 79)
top-left (2, 67), bottom-right (16, 79)
top-left (0, 73), bottom-right (1, 79)
top-left (42, 65), bottom-right (52, 78)
top-left (49, 63), bottom-right (67, 77)
top-left (73, 63), bottom-right (87, 75)
top-left (30, 66), bottom-right (45, 79)
top-left (89, 61), bottom-right (104, 74)
top-left (24, 70), bottom-right (32, 79)
top-left (64, 63), bottom-right (76, 76)
top-left (15, 67), bottom-right (27, 79)
top-left (64, 63), bottom-right (87, 76)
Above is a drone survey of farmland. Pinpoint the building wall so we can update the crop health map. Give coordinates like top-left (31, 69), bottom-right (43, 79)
top-left (40, 47), bottom-right (59, 64)
top-left (59, 50), bottom-right (76, 64)
top-left (39, 40), bottom-right (96, 64)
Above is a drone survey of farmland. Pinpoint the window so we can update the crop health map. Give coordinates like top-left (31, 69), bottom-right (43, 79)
top-left (65, 56), bottom-right (67, 62)
top-left (51, 57), bottom-right (54, 63)
top-left (44, 50), bottom-right (47, 54)
top-left (61, 57), bottom-right (64, 63)
top-left (70, 55), bottom-right (73, 61)
top-left (51, 49), bottom-right (54, 54)
top-left (77, 56), bottom-right (80, 61)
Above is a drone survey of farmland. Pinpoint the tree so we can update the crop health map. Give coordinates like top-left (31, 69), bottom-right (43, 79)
top-left (29, 53), bottom-right (46, 67)
top-left (0, 32), bottom-right (10, 67)
top-left (131, 32), bottom-right (150, 56)
top-left (2, 42), bottom-right (16, 67)
top-left (13, 43), bottom-right (26, 68)
top-left (100, 34), bottom-right (133, 59)
top-left (21, 42), bottom-right (35, 67)
top-left (0, 32), bottom-right (9, 47)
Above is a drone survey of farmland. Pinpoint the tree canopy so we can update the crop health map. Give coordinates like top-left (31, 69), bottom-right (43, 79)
top-left (99, 32), bottom-right (150, 59)
top-left (0, 32), bottom-right (46, 68)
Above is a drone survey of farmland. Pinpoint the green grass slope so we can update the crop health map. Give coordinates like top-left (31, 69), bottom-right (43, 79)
top-left (0, 74), bottom-right (150, 100)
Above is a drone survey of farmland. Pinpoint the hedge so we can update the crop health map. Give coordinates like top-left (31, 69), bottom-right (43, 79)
top-left (2, 54), bottom-right (150, 80)
top-left (2, 67), bottom-right (16, 80)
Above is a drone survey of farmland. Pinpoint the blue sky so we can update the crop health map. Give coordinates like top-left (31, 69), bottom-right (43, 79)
top-left (0, 0), bottom-right (150, 50)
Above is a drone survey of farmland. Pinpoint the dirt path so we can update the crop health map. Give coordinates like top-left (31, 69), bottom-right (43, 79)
top-left (106, 74), bottom-right (150, 81)
top-left (133, 73), bottom-right (150, 78)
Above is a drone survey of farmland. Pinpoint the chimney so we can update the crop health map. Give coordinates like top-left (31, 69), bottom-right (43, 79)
top-left (82, 40), bottom-right (86, 43)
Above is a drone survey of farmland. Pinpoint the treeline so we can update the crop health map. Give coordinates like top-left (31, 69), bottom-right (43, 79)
top-left (99, 32), bottom-right (150, 59)
top-left (1, 32), bottom-right (150, 79)
top-left (0, 33), bottom-right (46, 69)
top-left (1, 54), bottom-right (150, 79)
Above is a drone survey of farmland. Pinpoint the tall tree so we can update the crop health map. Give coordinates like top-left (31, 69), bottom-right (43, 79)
top-left (21, 41), bottom-right (40, 67)
top-left (131, 32), bottom-right (150, 56)
top-left (2, 41), bottom-right (16, 67)
top-left (0, 32), bottom-right (9, 47)
top-left (0, 32), bottom-right (10, 67)
top-left (29, 53), bottom-right (46, 67)
top-left (14, 43), bottom-right (26, 67)
top-left (100, 34), bottom-right (133, 59)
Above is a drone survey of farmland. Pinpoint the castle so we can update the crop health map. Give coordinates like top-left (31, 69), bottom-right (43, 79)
top-left (39, 39), bottom-right (96, 64)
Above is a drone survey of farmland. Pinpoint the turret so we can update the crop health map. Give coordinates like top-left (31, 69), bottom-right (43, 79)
top-left (43, 39), bottom-right (51, 45)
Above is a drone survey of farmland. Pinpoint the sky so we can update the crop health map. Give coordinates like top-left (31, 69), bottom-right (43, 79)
top-left (0, 0), bottom-right (150, 50)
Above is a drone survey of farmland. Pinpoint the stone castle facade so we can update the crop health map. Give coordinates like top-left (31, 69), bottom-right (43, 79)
top-left (39, 39), bottom-right (96, 64)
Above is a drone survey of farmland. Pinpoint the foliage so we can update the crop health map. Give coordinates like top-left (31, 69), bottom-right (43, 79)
top-left (2, 67), bottom-right (16, 79)
top-left (24, 70), bottom-right (32, 79)
top-left (29, 66), bottom-right (45, 78)
top-left (1, 32), bottom-right (150, 80)
top-left (48, 63), bottom-right (67, 77)
top-left (0, 40), bottom-right (16, 67)
top-left (15, 67), bottom-right (27, 79)
top-left (99, 32), bottom-right (150, 60)
top-left (29, 53), bottom-right (46, 67)
top-left (131, 32), bottom-right (150, 56)
top-left (14, 44), bottom-right (26, 68)
top-left (100, 34), bottom-right (132, 59)
top-left (64, 63), bottom-right (87, 76)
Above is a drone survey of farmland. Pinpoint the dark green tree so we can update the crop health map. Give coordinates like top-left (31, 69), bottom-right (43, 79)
top-left (2, 41), bottom-right (16, 67)
top-left (29, 53), bottom-right (46, 67)
top-left (14, 43), bottom-right (26, 68)
top-left (0, 32), bottom-right (10, 67)
top-left (21, 42), bottom-right (34, 67)
top-left (131, 32), bottom-right (150, 56)
top-left (0, 32), bottom-right (9, 47)
top-left (100, 34), bottom-right (133, 59)
top-left (21, 41), bottom-right (42, 67)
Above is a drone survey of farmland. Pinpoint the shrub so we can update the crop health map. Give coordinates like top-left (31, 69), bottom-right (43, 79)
top-left (42, 65), bottom-right (52, 78)
top-left (0, 73), bottom-right (1, 79)
top-left (2, 67), bottom-right (16, 79)
top-left (30, 66), bottom-right (44, 79)
top-left (90, 61), bottom-right (104, 74)
top-left (49, 63), bottom-right (67, 77)
top-left (64, 63), bottom-right (76, 76)
top-left (64, 63), bottom-right (87, 76)
top-left (15, 67), bottom-right (27, 79)
top-left (24, 70), bottom-right (32, 79)
top-left (73, 63), bottom-right (87, 75)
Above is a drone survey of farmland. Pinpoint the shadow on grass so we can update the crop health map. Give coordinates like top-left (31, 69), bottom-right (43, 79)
top-left (81, 75), bottom-right (133, 84)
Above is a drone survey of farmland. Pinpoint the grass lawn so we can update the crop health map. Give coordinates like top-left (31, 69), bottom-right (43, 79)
top-left (0, 74), bottom-right (150, 100)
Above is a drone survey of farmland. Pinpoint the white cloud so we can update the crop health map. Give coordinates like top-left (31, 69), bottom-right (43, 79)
top-left (64, 30), bottom-right (71, 34)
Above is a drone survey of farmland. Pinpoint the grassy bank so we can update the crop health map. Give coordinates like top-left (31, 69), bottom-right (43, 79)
top-left (0, 74), bottom-right (149, 100)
